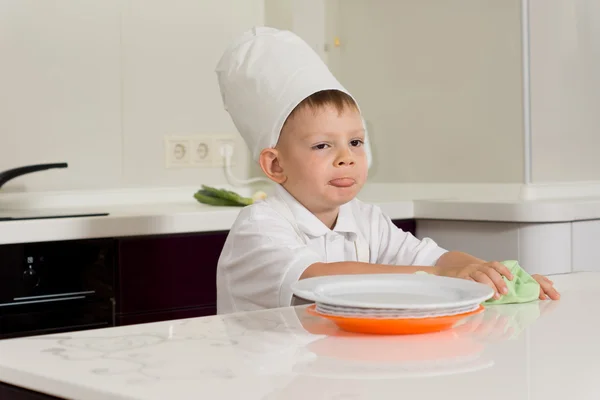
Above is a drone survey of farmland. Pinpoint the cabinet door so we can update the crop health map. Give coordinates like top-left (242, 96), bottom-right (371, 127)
top-left (117, 232), bottom-right (228, 316)
top-left (572, 220), bottom-right (600, 273)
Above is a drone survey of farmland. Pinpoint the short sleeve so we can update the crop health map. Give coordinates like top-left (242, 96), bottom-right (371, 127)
top-left (373, 208), bottom-right (448, 266)
top-left (216, 204), bottom-right (322, 314)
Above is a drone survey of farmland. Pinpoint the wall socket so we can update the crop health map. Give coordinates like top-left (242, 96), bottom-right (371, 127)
top-left (164, 136), bottom-right (191, 168)
top-left (164, 134), bottom-right (236, 168)
top-left (190, 135), bottom-right (213, 167)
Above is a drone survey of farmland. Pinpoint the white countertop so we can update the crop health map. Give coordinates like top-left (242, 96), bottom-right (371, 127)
top-left (0, 272), bottom-right (598, 400)
top-left (3, 182), bottom-right (600, 244)
top-left (0, 184), bottom-right (416, 245)
top-left (414, 196), bottom-right (600, 223)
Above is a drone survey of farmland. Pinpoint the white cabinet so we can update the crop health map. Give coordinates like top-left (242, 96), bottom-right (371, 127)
top-left (417, 220), bottom-right (573, 275)
top-left (415, 220), bottom-right (521, 262)
top-left (572, 220), bottom-right (600, 272)
top-left (518, 223), bottom-right (572, 275)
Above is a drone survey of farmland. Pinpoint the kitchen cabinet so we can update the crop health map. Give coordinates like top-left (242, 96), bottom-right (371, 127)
top-left (116, 231), bottom-right (226, 325)
top-left (571, 220), bottom-right (600, 273)
top-left (0, 381), bottom-right (60, 400)
top-left (416, 219), bottom-right (573, 275)
top-left (115, 219), bottom-right (416, 326)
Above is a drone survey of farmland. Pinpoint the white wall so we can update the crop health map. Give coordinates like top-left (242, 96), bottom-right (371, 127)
top-left (328, 0), bottom-right (525, 184)
top-left (529, 0), bottom-right (600, 183)
top-left (0, 0), bottom-right (263, 192)
top-left (264, 0), bottom-right (293, 31)
top-left (265, 0), bottom-right (326, 61)
top-left (0, 1), bottom-right (122, 191)
top-left (5, 0), bottom-right (599, 193)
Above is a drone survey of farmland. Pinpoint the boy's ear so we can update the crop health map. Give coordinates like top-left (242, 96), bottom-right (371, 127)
top-left (259, 148), bottom-right (286, 184)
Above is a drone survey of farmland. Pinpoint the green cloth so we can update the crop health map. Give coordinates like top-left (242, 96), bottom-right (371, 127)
top-left (483, 260), bottom-right (540, 305)
top-left (417, 261), bottom-right (545, 339)
top-left (415, 260), bottom-right (540, 304)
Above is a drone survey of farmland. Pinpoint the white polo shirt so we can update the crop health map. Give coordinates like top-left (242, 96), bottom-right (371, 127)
top-left (216, 185), bottom-right (448, 314)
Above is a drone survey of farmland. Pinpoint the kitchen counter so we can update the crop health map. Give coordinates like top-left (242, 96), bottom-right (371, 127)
top-left (3, 182), bottom-right (600, 244)
top-left (0, 201), bottom-right (252, 245)
top-left (415, 196), bottom-right (600, 223)
top-left (0, 271), bottom-right (598, 400)
top-left (0, 184), bottom-right (415, 245)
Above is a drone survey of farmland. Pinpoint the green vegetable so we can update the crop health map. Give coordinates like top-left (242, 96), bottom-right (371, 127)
top-left (194, 185), bottom-right (263, 207)
top-left (200, 185), bottom-right (253, 206)
top-left (193, 191), bottom-right (242, 207)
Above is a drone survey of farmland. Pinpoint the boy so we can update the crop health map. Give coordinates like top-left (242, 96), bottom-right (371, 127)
top-left (214, 27), bottom-right (559, 314)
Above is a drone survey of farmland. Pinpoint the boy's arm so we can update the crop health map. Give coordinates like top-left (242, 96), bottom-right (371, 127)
top-left (434, 251), bottom-right (486, 267)
top-left (300, 261), bottom-right (436, 280)
top-left (300, 257), bottom-right (511, 300)
top-left (300, 250), bottom-right (486, 279)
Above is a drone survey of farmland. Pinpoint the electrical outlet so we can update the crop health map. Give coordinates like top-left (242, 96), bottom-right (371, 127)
top-left (212, 136), bottom-right (236, 167)
top-left (165, 134), bottom-right (237, 169)
top-left (164, 136), bottom-right (191, 168)
top-left (190, 135), bottom-right (212, 167)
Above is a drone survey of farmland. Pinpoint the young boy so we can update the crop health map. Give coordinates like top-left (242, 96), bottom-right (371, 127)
top-left (214, 27), bottom-right (559, 314)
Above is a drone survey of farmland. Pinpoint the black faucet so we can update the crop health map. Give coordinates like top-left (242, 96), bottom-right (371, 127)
top-left (0, 163), bottom-right (68, 189)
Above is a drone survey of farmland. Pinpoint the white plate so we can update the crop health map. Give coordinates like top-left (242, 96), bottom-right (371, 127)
top-left (314, 302), bottom-right (480, 319)
top-left (314, 301), bottom-right (480, 315)
top-left (291, 273), bottom-right (494, 310)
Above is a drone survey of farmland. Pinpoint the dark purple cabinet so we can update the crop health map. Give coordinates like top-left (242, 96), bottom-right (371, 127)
top-left (115, 220), bottom-right (416, 326)
top-left (116, 231), bottom-right (227, 326)
top-left (0, 382), bottom-right (62, 400)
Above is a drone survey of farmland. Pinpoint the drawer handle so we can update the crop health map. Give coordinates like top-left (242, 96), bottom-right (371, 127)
top-left (0, 296), bottom-right (86, 307)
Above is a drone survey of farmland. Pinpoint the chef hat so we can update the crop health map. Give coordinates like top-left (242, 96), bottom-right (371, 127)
top-left (215, 26), bottom-right (372, 167)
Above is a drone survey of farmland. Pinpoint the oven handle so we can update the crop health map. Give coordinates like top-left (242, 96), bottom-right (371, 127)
top-left (0, 295), bottom-right (86, 307)
top-left (13, 290), bottom-right (96, 301)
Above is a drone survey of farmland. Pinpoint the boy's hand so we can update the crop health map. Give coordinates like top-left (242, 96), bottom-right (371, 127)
top-left (435, 262), bottom-right (513, 300)
top-left (532, 274), bottom-right (560, 300)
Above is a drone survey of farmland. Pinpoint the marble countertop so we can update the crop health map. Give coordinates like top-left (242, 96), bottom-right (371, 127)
top-left (3, 182), bottom-right (600, 245)
top-left (0, 272), bottom-right (598, 400)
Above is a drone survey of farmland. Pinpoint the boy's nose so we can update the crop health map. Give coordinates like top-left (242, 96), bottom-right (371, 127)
top-left (337, 159), bottom-right (355, 166)
top-left (335, 151), bottom-right (355, 166)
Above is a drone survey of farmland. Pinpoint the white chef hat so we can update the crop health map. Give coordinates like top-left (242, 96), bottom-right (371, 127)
top-left (215, 26), bottom-right (372, 167)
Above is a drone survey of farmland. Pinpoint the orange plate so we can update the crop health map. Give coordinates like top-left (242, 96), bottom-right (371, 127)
top-left (306, 304), bottom-right (484, 335)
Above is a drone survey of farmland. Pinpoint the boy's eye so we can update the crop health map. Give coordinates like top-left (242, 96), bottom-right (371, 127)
top-left (350, 139), bottom-right (364, 147)
top-left (312, 143), bottom-right (329, 150)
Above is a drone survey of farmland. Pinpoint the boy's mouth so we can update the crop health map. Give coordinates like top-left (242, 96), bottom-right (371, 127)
top-left (329, 178), bottom-right (356, 188)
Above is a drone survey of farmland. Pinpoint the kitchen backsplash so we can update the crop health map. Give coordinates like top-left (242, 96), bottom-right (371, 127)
top-left (0, 0), bottom-right (261, 192)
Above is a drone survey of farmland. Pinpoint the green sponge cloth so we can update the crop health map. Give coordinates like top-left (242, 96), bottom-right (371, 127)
top-left (416, 260), bottom-right (540, 304)
top-left (483, 260), bottom-right (540, 305)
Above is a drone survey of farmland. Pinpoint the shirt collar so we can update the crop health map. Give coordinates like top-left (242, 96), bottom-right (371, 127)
top-left (273, 184), bottom-right (359, 238)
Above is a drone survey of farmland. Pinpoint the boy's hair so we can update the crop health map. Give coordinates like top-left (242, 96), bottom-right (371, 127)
top-left (283, 90), bottom-right (358, 127)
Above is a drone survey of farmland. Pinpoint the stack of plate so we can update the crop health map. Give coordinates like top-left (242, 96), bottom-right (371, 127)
top-left (291, 274), bottom-right (494, 335)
